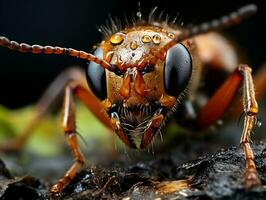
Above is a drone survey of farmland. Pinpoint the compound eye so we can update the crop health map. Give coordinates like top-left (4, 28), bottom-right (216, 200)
top-left (86, 48), bottom-right (107, 100)
top-left (163, 43), bottom-right (192, 96)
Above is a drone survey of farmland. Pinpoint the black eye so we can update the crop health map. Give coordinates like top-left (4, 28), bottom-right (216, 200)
top-left (86, 48), bottom-right (107, 100)
top-left (163, 43), bottom-right (192, 96)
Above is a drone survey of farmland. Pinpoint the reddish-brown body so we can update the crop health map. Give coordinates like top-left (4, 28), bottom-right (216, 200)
top-left (0, 4), bottom-right (265, 196)
top-left (94, 25), bottom-right (201, 149)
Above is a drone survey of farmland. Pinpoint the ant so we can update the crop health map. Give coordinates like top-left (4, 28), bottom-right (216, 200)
top-left (0, 4), bottom-right (264, 196)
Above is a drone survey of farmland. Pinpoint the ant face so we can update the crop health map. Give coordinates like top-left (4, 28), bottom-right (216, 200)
top-left (86, 25), bottom-right (193, 148)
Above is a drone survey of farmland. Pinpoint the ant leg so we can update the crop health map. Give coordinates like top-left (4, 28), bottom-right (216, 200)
top-left (195, 32), bottom-right (266, 118)
top-left (196, 67), bottom-right (242, 128)
top-left (229, 63), bottom-right (266, 117)
top-left (238, 65), bottom-right (261, 187)
top-left (50, 81), bottom-right (112, 195)
top-left (197, 64), bottom-right (261, 188)
top-left (49, 82), bottom-right (85, 195)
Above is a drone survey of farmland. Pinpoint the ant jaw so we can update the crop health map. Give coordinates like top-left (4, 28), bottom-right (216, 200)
top-left (109, 103), bottom-right (167, 149)
top-left (140, 113), bottom-right (165, 149)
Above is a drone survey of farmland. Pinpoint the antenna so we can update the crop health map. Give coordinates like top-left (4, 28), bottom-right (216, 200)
top-left (0, 36), bottom-right (114, 71)
top-left (155, 4), bottom-right (257, 60)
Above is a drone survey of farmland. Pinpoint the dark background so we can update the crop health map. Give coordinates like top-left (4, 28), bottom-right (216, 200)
top-left (0, 0), bottom-right (265, 108)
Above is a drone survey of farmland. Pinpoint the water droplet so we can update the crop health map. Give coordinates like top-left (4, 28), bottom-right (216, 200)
top-left (141, 35), bottom-right (152, 43)
top-left (167, 32), bottom-right (175, 39)
top-left (130, 41), bottom-right (138, 50)
top-left (152, 34), bottom-right (161, 44)
top-left (110, 33), bottom-right (125, 45)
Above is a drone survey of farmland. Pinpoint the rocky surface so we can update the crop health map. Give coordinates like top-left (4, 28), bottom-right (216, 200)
top-left (0, 141), bottom-right (266, 200)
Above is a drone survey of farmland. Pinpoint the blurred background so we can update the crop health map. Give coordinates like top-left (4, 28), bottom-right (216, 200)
top-left (0, 0), bottom-right (265, 108)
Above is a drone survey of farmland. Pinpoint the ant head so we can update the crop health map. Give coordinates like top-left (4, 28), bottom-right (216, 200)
top-left (86, 26), bottom-right (193, 148)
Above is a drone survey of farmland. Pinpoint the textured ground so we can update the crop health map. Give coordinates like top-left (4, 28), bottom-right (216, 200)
top-left (0, 140), bottom-right (266, 200)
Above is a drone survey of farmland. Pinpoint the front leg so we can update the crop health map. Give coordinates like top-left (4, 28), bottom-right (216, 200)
top-left (50, 82), bottom-right (86, 195)
top-left (50, 80), bottom-right (114, 195)
top-left (239, 65), bottom-right (260, 187)
top-left (197, 64), bottom-right (261, 188)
